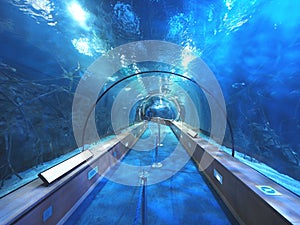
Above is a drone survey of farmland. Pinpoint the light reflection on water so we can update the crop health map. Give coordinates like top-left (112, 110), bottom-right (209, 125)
top-left (10, 0), bottom-right (56, 26)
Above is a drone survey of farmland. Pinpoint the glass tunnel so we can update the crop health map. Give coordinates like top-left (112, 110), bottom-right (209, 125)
top-left (0, 0), bottom-right (300, 225)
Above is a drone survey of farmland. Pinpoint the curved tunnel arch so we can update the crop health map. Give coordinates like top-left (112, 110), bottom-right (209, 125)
top-left (81, 70), bottom-right (235, 156)
top-left (140, 95), bottom-right (179, 120)
top-left (130, 94), bottom-right (182, 123)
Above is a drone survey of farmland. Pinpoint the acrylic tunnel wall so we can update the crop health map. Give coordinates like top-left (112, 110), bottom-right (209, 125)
top-left (86, 69), bottom-right (213, 147)
top-left (0, 0), bottom-right (300, 219)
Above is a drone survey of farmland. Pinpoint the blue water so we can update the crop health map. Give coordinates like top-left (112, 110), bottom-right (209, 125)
top-left (0, 0), bottom-right (299, 198)
top-left (64, 125), bottom-right (237, 225)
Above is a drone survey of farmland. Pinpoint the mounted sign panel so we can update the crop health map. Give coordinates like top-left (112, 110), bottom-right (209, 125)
top-left (39, 150), bottom-right (93, 185)
top-left (213, 169), bottom-right (223, 185)
top-left (256, 185), bottom-right (282, 196)
top-left (43, 206), bottom-right (53, 222)
top-left (88, 166), bottom-right (99, 180)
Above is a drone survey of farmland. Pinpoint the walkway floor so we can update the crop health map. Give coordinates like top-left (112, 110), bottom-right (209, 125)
top-left (64, 123), bottom-right (238, 225)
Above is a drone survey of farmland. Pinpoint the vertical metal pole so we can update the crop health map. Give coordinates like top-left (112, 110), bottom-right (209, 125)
top-left (155, 136), bottom-right (158, 163)
top-left (152, 135), bottom-right (163, 168)
top-left (157, 123), bottom-right (163, 147)
top-left (158, 123), bottom-right (161, 146)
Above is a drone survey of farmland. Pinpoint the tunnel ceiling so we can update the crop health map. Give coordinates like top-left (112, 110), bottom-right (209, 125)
top-left (0, 0), bottom-right (300, 192)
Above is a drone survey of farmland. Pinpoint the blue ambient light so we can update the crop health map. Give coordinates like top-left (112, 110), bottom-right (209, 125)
top-left (68, 2), bottom-right (88, 27)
